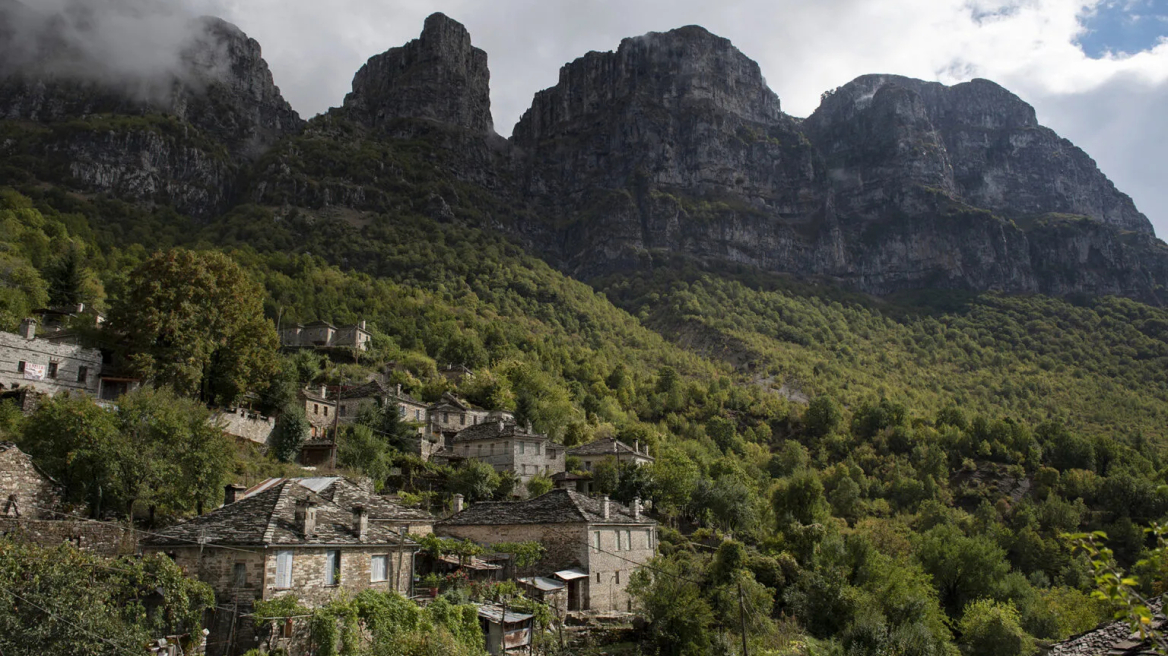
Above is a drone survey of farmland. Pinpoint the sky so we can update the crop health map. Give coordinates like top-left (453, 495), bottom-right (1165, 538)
top-left (164, 1), bottom-right (1168, 235)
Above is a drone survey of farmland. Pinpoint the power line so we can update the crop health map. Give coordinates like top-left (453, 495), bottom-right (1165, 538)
top-left (0, 585), bottom-right (145, 656)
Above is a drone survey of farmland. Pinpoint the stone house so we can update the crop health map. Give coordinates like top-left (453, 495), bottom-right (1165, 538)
top-left (451, 420), bottom-right (566, 488)
top-left (235, 477), bottom-right (436, 537)
top-left (568, 437), bottom-right (654, 471)
top-left (141, 478), bottom-right (421, 656)
top-left (336, 381), bottom-right (428, 428)
top-left (279, 320), bottom-right (372, 352)
top-left (436, 489), bottom-right (657, 613)
top-left (300, 387), bottom-right (336, 440)
top-left (0, 319), bottom-right (102, 397)
top-left (427, 393), bottom-right (513, 447)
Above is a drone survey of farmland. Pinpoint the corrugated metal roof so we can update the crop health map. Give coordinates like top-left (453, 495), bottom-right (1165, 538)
top-left (519, 576), bottom-right (565, 592)
top-left (554, 568), bottom-right (588, 581)
top-left (477, 605), bottom-right (534, 624)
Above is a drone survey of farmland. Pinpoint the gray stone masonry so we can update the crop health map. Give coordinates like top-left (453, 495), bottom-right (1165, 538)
top-left (1, 441), bottom-right (62, 518)
top-left (0, 328), bottom-right (102, 396)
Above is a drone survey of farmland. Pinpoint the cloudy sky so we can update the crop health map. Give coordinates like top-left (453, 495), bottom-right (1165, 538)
top-left (183, 0), bottom-right (1165, 234)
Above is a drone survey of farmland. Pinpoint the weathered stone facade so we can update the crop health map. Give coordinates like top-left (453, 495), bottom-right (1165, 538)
top-left (143, 478), bottom-right (423, 656)
top-left (0, 517), bottom-right (138, 555)
top-left (437, 490), bottom-right (656, 612)
top-left (280, 320), bottom-right (371, 352)
top-left (451, 420), bottom-right (565, 487)
top-left (568, 437), bottom-right (654, 472)
top-left (0, 323), bottom-right (102, 397)
top-left (0, 441), bottom-right (61, 518)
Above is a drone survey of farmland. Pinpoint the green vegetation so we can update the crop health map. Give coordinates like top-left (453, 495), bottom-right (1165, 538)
top-left (0, 541), bottom-right (213, 655)
top-left (2, 108), bottom-right (1168, 655)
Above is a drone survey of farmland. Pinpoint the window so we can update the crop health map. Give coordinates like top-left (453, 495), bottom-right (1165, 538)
top-left (275, 550), bottom-right (294, 589)
top-left (325, 550), bottom-right (340, 586)
top-left (323, 406), bottom-right (328, 417)
top-left (444, 412), bottom-right (449, 423)
top-left (596, 572), bottom-right (602, 583)
top-left (615, 571), bottom-right (621, 584)
top-left (77, 366), bottom-right (87, 383)
top-left (371, 555), bottom-right (388, 582)
top-left (314, 404), bottom-right (319, 415)
top-left (460, 413), bottom-right (466, 426)
top-left (535, 442), bottom-right (542, 456)
top-left (47, 362), bottom-right (58, 379)
top-left (399, 406), bottom-right (406, 417)
top-left (233, 562), bottom-right (247, 588)
top-left (415, 410), bottom-right (422, 420)
top-left (519, 441), bottom-right (526, 455)
top-left (282, 619), bottom-right (294, 638)
top-left (625, 530), bottom-right (633, 550)
top-left (593, 531), bottom-right (601, 552)
top-left (616, 531), bottom-right (623, 551)
top-left (16, 361), bottom-right (25, 373)
top-left (340, 405), bottom-right (347, 416)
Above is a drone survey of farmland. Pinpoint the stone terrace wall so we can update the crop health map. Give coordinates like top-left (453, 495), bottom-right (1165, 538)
top-left (0, 443), bottom-right (62, 518)
top-left (0, 518), bottom-right (137, 555)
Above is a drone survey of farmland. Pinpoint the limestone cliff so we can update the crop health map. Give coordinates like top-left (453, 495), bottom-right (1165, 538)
top-left (342, 13), bottom-right (494, 134)
top-left (0, 5), bottom-right (302, 216)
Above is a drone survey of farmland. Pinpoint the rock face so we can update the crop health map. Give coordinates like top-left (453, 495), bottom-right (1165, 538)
top-left (342, 13), bottom-right (493, 134)
top-left (0, 5), bottom-right (302, 216)
top-left (805, 75), bottom-right (1151, 233)
top-left (503, 26), bottom-right (1165, 302)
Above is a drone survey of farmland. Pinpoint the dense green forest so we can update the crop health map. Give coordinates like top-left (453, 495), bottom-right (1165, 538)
top-left (5, 177), bottom-right (1168, 656)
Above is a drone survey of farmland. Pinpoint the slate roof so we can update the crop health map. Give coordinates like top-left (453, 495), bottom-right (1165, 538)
top-left (142, 479), bottom-right (419, 548)
top-left (1048, 599), bottom-right (1164, 656)
top-left (338, 380), bottom-right (386, 401)
top-left (437, 489), bottom-right (654, 527)
top-left (453, 420), bottom-right (549, 444)
top-left (314, 478), bottom-right (434, 524)
top-left (568, 437), bottom-right (653, 461)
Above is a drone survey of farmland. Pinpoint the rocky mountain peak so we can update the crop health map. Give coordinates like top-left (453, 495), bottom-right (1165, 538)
top-left (807, 73), bottom-right (1151, 234)
top-left (342, 12), bottom-right (494, 134)
top-left (513, 25), bottom-right (781, 145)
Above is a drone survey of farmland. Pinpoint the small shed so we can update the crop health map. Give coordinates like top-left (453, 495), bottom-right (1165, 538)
top-left (477, 604), bottom-right (534, 654)
top-left (518, 576), bottom-right (567, 616)
top-left (553, 568), bottom-right (589, 612)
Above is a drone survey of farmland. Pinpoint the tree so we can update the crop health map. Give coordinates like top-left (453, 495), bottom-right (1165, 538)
top-left (804, 396), bottom-right (842, 438)
top-left (593, 456), bottom-right (620, 496)
top-left (772, 470), bottom-right (829, 529)
top-left (629, 553), bottom-right (716, 656)
top-left (525, 474), bottom-right (553, 498)
top-left (271, 404), bottom-right (310, 463)
top-left (916, 524), bottom-right (1011, 617)
top-left (0, 541), bottom-right (213, 655)
top-left (109, 249), bottom-right (279, 404)
top-left (958, 599), bottom-right (1036, 656)
top-left (337, 425), bottom-right (393, 489)
top-left (46, 245), bottom-right (102, 309)
top-left (451, 459), bottom-right (500, 502)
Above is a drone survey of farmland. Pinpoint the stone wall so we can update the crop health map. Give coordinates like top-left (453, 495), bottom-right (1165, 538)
top-left (0, 330), bottom-right (102, 396)
top-left (585, 525), bottom-right (656, 612)
top-left (453, 438), bottom-right (565, 487)
top-left (437, 522), bottom-right (588, 574)
top-left (0, 518), bottom-right (137, 555)
top-left (262, 545), bottom-right (414, 606)
top-left (0, 443), bottom-right (61, 518)
top-left (213, 408), bottom-right (275, 446)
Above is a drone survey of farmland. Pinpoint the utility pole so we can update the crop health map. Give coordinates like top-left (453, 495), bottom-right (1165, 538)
top-left (737, 578), bottom-right (750, 656)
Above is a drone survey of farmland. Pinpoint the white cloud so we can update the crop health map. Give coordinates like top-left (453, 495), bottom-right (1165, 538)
top-left (180, 0), bottom-right (1166, 233)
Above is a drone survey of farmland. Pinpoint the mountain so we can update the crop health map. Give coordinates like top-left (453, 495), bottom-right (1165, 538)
top-left (1, 11), bottom-right (1163, 303)
top-left (0, 2), bottom-right (302, 217)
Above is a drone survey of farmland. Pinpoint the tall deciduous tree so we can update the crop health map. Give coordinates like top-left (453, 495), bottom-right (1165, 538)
top-left (109, 249), bottom-right (279, 405)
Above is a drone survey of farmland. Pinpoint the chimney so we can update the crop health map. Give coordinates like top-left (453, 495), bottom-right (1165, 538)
top-left (319, 384), bottom-right (327, 399)
top-left (396, 383), bottom-right (402, 396)
top-left (453, 494), bottom-right (465, 514)
top-left (360, 319), bottom-right (367, 331)
top-left (295, 499), bottom-right (318, 537)
top-left (634, 439), bottom-right (640, 454)
top-left (353, 506), bottom-right (368, 542)
top-left (223, 483), bottom-right (246, 505)
top-left (497, 419), bottom-right (504, 432)
top-left (17, 318), bottom-right (35, 340)
top-left (525, 420), bottom-right (533, 434)
top-left (602, 496), bottom-right (610, 520)
top-left (632, 497), bottom-right (641, 520)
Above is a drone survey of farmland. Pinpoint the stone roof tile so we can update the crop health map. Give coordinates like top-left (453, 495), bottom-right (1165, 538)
top-left (437, 489), bottom-right (654, 527)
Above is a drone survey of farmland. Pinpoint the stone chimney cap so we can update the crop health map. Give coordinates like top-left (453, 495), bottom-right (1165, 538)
top-left (602, 495), bottom-right (611, 520)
